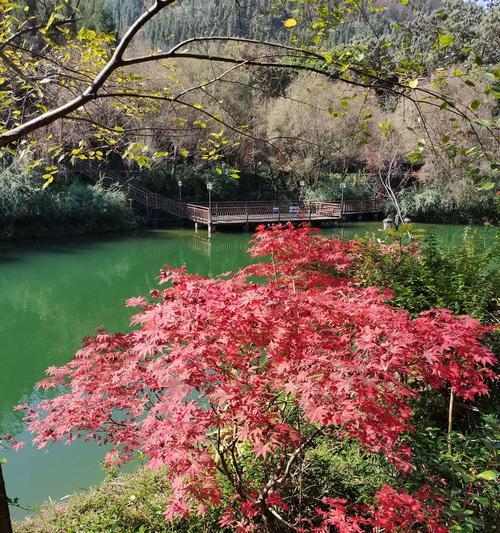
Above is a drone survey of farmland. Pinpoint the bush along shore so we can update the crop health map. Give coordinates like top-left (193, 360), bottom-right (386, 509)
top-left (0, 169), bottom-right (139, 240)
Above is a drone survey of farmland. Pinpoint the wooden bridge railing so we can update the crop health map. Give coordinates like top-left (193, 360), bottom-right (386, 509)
top-left (342, 199), bottom-right (381, 214)
top-left (182, 201), bottom-right (352, 223)
top-left (185, 203), bottom-right (210, 223)
top-left (128, 185), bottom-right (179, 215)
top-left (124, 184), bottom-right (381, 224)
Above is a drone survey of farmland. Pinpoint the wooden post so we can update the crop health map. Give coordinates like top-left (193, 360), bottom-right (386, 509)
top-left (195, 222), bottom-right (198, 233)
top-left (0, 464), bottom-right (13, 533)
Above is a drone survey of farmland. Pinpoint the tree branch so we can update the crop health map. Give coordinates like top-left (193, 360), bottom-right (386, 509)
top-left (0, 0), bottom-right (175, 147)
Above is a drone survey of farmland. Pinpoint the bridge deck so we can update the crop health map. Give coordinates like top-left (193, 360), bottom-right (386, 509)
top-left (127, 186), bottom-right (381, 226)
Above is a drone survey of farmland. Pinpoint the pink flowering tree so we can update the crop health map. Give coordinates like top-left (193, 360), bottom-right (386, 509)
top-left (21, 224), bottom-right (495, 532)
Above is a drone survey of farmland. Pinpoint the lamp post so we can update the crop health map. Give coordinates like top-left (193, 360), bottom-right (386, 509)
top-left (177, 179), bottom-right (182, 203)
top-left (207, 181), bottom-right (214, 235)
top-left (299, 180), bottom-right (307, 220)
top-left (340, 182), bottom-right (346, 215)
top-left (299, 180), bottom-right (305, 201)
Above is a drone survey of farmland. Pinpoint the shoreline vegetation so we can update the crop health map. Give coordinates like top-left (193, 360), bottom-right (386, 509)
top-left (0, 167), bottom-right (497, 242)
top-left (0, 170), bottom-right (139, 241)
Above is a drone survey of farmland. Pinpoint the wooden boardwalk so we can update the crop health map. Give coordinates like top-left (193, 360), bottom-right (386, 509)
top-left (127, 185), bottom-right (381, 231)
top-left (182, 200), bottom-right (381, 225)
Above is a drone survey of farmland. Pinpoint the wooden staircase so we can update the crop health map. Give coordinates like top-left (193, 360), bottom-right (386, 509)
top-left (127, 184), bottom-right (182, 219)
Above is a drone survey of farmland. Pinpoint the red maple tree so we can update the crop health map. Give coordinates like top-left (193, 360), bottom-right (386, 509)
top-left (22, 224), bottom-right (495, 531)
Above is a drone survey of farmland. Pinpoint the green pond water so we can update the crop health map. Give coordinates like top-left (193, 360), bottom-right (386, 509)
top-left (0, 222), bottom-right (497, 520)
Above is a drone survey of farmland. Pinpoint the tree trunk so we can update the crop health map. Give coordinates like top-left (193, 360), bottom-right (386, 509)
top-left (447, 389), bottom-right (454, 454)
top-left (0, 464), bottom-right (13, 533)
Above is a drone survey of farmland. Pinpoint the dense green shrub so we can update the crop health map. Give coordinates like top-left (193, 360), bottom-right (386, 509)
top-left (351, 228), bottom-right (499, 322)
top-left (350, 228), bottom-right (499, 532)
top-left (397, 185), bottom-right (499, 225)
top-left (305, 172), bottom-right (376, 202)
top-left (0, 169), bottom-right (137, 237)
top-left (410, 415), bottom-right (499, 533)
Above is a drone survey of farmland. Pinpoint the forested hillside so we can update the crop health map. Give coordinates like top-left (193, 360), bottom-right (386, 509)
top-left (79, 0), bottom-right (499, 69)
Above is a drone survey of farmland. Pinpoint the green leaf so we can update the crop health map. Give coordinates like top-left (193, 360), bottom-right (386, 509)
top-left (476, 470), bottom-right (498, 481)
top-left (438, 33), bottom-right (454, 48)
top-left (340, 98), bottom-right (349, 110)
top-left (470, 99), bottom-right (481, 111)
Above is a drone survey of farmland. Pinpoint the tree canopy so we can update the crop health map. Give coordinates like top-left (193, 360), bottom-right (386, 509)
top-left (0, 0), bottom-right (497, 191)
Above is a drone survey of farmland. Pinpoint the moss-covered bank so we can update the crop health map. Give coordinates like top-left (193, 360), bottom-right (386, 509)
top-left (13, 469), bottom-right (221, 533)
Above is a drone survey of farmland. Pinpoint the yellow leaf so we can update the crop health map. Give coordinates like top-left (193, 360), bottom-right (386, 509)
top-left (283, 18), bottom-right (297, 28)
top-left (408, 78), bottom-right (419, 89)
top-left (42, 175), bottom-right (54, 188)
top-left (179, 149), bottom-right (189, 158)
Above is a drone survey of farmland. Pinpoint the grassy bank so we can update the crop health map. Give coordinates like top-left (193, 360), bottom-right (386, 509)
top-left (13, 468), bottom-right (227, 533)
